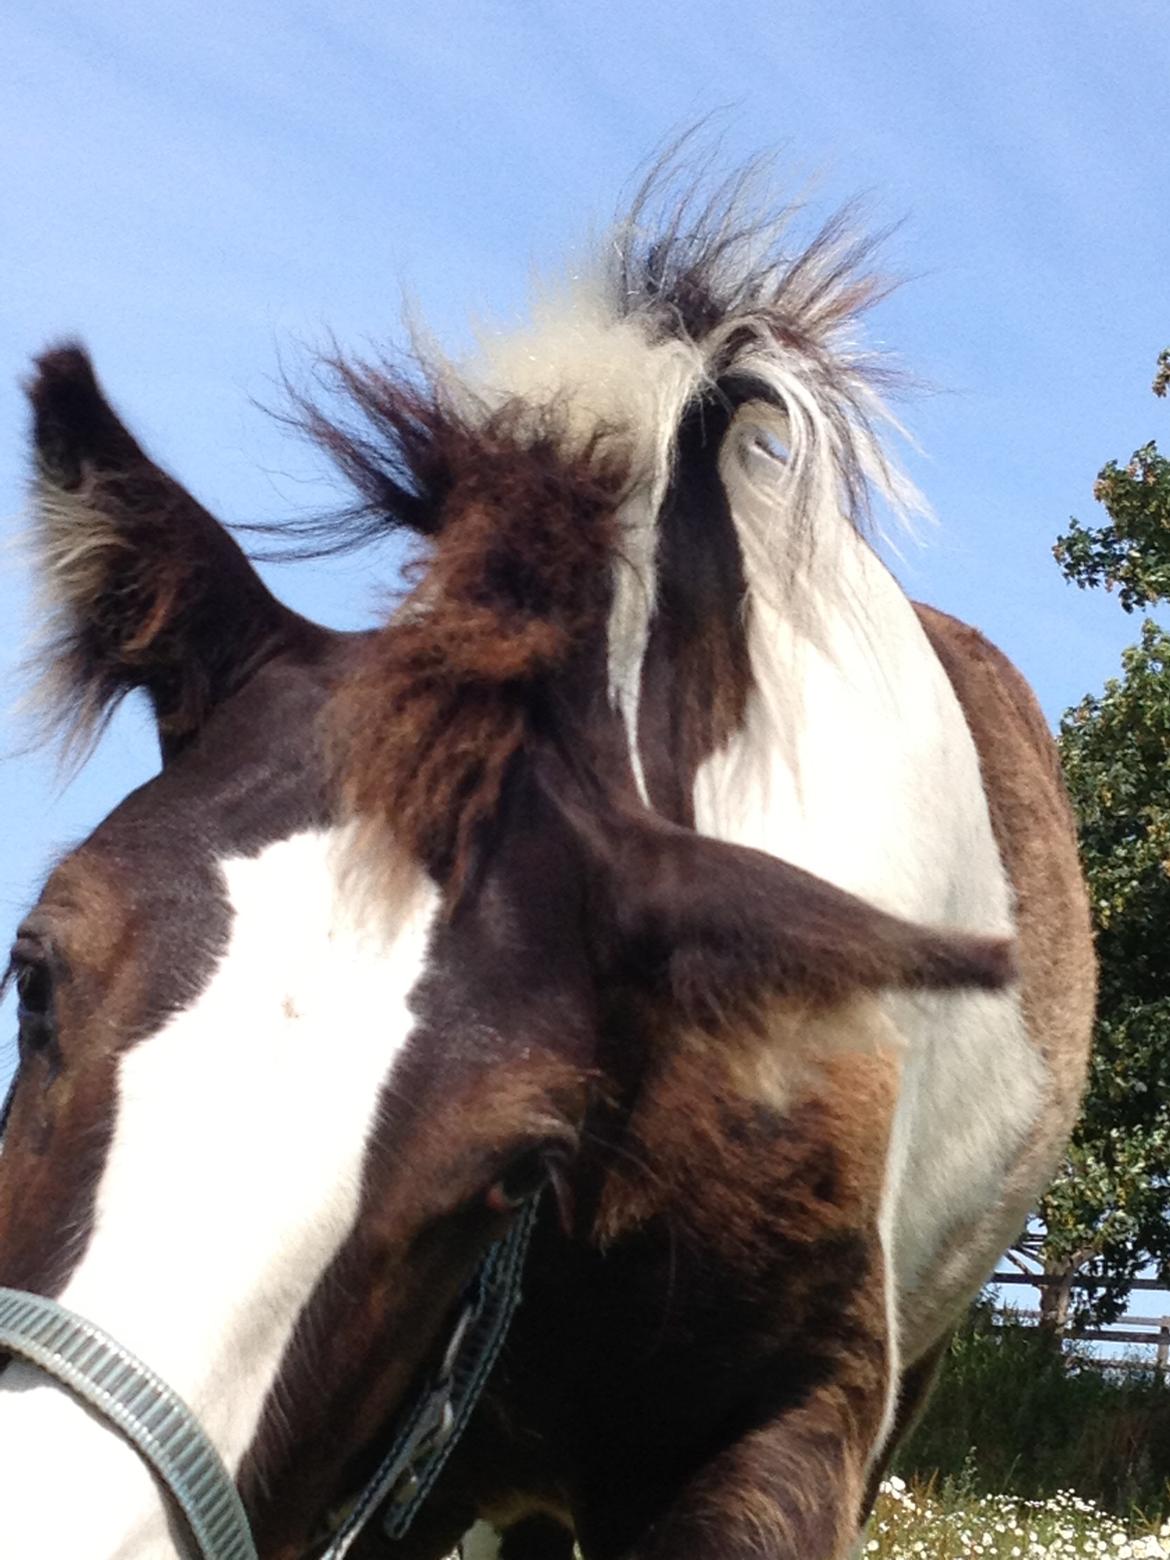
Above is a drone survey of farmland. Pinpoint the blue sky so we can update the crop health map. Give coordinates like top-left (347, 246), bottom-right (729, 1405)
top-left (1, 0), bottom-right (1167, 1183)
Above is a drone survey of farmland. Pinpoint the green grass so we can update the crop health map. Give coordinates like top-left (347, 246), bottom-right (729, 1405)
top-left (867, 1477), bottom-right (1170, 1558)
top-left (896, 1304), bottom-right (1170, 1519)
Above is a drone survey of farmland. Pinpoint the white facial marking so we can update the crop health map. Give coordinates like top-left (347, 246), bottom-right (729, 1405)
top-left (0, 827), bottom-right (440, 1559)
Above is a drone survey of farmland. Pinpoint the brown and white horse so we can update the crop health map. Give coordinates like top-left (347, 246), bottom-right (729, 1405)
top-left (0, 173), bottom-right (1092, 1559)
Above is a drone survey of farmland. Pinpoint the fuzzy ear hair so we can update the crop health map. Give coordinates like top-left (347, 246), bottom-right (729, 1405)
top-left (543, 761), bottom-right (1015, 1031)
top-left (26, 345), bottom-right (319, 761)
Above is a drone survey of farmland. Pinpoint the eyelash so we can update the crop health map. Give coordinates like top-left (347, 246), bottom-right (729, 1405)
top-left (7, 942), bottom-right (57, 1056)
top-left (14, 959), bottom-right (52, 1017)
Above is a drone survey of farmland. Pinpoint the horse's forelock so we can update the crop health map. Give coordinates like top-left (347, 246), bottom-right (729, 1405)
top-left (284, 156), bottom-right (917, 895)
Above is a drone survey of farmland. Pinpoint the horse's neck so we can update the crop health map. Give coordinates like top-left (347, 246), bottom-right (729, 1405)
top-left (693, 503), bottom-right (1012, 935)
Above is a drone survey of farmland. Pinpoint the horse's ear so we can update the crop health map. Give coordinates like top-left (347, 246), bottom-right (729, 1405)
top-left (545, 766), bottom-right (1015, 1030)
top-left (26, 345), bottom-right (321, 761)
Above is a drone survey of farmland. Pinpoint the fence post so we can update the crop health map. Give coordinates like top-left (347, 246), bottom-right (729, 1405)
top-left (1159, 1319), bottom-right (1170, 1375)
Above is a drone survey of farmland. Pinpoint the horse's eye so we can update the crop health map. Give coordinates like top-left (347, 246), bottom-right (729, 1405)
top-left (485, 1147), bottom-right (553, 1215)
top-left (16, 959), bottom-right (51, 1017)
top-left (11, 944), bottom-right (56, 1055)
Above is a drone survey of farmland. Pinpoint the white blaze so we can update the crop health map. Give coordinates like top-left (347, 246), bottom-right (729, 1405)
top-left (0, 828), bottom-right (440, 1559)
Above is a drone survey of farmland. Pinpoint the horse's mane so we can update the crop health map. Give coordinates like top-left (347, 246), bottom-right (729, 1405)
top-left (302, 153), bottom-right (917, 884)
top-left (290, 154), bottom-right (913, 559)
top-left (23, 150), bottom-right (917, 883)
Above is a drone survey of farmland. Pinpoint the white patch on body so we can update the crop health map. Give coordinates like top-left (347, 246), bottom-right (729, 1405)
top-left (687, 445), bottom-right (1046, 1447)
top-left (0, 827), bottom-right (440, 1560)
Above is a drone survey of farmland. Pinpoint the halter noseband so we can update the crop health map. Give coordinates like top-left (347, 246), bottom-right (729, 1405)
top-left (0, 1195), bottom-right (540, 1560)
top-left (0, 1287), bottom-right (256, 1560)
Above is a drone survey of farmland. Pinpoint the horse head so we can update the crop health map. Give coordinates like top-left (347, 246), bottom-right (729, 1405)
top-left (0, 253), bottom-right (1018, 1557)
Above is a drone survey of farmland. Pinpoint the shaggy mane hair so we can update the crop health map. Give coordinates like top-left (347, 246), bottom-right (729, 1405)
top-left (22, 149), bottom-right (915, 882)
top-left (298, 152), bottom-right (915, 885)
top-left (324, 398), bottom-right (629, 880)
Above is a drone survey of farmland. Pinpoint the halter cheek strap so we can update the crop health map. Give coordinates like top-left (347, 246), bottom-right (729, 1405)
top-left (0, 1195), bottom-right (540, 1560)
top-left (322, 1194), bottom-right (541, 1558)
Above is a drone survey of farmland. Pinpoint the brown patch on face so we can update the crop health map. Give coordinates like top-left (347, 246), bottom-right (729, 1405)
top-left (0, 852), bottom-right (141, 1293)
top-left (910, 603), bottom-right (1095, 1335)
top-left (717, 994), bottom-right (906, 1119)
top-left (249, 748), bottom-right (932, 1556)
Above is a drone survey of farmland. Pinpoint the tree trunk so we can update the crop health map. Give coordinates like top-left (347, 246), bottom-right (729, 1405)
top-left (1038, 1260), bottom-right (1079, 1332)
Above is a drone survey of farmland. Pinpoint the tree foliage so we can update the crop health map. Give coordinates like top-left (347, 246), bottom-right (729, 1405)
top-left (1034, 351), bottom-right (1170, 1322)
top-left (1053, 352), bottom-right (1170, 614)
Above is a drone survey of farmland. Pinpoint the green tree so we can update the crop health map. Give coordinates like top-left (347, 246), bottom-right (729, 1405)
top-left (1053, 352), bottom-right (1170, 614)
top-left (1032, 350), bottom-right (1170, 1324)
